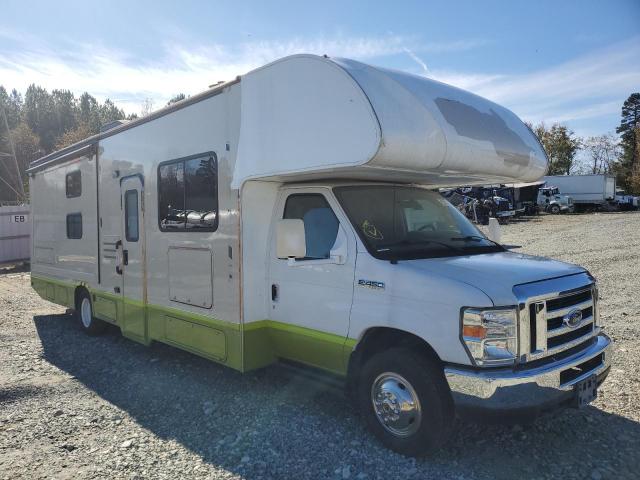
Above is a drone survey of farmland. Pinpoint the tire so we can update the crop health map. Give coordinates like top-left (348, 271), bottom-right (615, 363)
top-left (549, 204), bottom-right (561, 214)
top-left (357, 348), bottom-right (454, 456)
top-left (76, 289), bottom-right (106, 335)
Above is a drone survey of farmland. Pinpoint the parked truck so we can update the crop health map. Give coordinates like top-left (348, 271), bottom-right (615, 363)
top-left (537, 184), bottom-right (574, 214)
top-left (28, 55), bottom-right (611, 456)
top-left (543, 174), bottom-right (615, 212)
top-left (615, 189), bottom-right (639, 211)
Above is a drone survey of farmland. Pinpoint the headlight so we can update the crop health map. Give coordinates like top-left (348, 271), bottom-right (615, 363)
top-left (461, 307), bottom-right (517, 366)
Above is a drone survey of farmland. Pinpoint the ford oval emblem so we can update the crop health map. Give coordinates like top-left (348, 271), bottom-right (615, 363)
top-left (563, 308), bottom-right (583, 329)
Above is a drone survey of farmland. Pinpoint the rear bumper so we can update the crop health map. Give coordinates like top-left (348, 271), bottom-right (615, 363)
top-left (444, 333), bottom-right (611, 416)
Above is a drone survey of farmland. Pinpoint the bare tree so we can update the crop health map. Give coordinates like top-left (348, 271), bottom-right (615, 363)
top-left (140, 98), bottom-right (154, 117)
top-left (584, 133), bottom-right (621, 174)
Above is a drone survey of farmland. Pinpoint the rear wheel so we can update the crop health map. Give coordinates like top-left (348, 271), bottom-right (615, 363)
top-left (76, 290), bottom-right (106, 335)
top-left (357, 348), bottom-right (454, 456)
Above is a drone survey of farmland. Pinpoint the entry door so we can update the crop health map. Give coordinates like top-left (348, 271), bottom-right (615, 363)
top-left (119, 176), bottom-right (146, 341)
top-left (268, 188), bottom-right (356, 373)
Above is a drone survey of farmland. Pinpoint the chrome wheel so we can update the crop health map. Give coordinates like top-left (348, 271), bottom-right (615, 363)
top-left (80, 297), bottom-right (92, 328)
top-left (371, 372), bottom-right (422, 437)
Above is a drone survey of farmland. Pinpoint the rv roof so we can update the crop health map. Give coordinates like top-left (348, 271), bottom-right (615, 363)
top-left (29, 54), bottom-right (548, 188)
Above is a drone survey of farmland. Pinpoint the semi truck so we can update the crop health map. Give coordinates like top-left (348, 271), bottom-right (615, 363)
top-left (28, 55), bottom-right (611, 456)
top-left (537, 184), bottom-right (574, 214)
top-left (543, 174), bottom-right (615, 212)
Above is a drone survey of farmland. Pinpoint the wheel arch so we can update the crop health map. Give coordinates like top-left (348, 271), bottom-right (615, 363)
top-left (73, 284), bottom-right (91, 309)
top-left (346, 327), bottom-right (443, 392)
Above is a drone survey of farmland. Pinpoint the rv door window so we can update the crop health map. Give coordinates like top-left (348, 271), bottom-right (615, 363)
top-left (158, 152), bottom-right (218, 231)
top-left (124, 189), bottom-right (139, 242)
top-left (66, 213), bottom-right (83, 239)
top-left (283, 194), bottom-right (339, 260)
top-left (66, 170), bottom-right (81, 198)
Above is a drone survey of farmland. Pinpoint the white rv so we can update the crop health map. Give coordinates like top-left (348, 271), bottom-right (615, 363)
top-left (28, 55), bottom-right (611, 455)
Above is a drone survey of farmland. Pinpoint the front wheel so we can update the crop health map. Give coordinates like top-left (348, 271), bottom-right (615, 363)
top-left (357, 348), bottom-right (454, 456)
top-left (76, 290), bottom-right (106, 335)
top-left (549, 204), bottom-right (561, 214)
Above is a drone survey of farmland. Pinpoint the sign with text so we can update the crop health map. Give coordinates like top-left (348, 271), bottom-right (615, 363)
top-left (9, 214), bottom-right (29, 223)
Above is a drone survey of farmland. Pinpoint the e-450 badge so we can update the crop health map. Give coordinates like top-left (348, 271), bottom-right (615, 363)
top-left (358, 279), bottom-right (385, 290)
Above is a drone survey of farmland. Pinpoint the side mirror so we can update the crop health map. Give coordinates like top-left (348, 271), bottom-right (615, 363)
top-left (487, 217), bottom-right (502, 244)
top-left (276, 219), bottom-right (306, 260)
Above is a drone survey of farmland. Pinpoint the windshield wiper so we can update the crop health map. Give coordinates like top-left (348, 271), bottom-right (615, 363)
top-left (450, 235), bottom-right (503, 248)
top-left (376, 239), bottom-right (463, 254)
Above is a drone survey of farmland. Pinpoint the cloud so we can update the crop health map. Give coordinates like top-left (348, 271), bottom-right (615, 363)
top-left (426, 37), bottom-right (640, 134)
top-left (0, 26), bottom-right (636, 136)
top-left (0, 31), bottom-right (484, 113)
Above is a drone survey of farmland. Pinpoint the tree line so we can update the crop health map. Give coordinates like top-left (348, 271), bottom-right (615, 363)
top-left (1, 84), bottom-right (639, 202)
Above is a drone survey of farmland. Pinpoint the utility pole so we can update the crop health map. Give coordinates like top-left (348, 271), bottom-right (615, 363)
top-left (0, 107), bottom-right (25, 201)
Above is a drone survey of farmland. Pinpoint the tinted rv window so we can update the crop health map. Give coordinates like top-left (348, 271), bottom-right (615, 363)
top-left (283, 194), bottom-right (339, 260)
top-left (124, 190), bottom-right (139, 242)
top-left (66, 213), bottom-right (83, 239)
top-left (66, 170), bottom-right (81, 198)
top-left (158, 152), bottom-right (218, 231)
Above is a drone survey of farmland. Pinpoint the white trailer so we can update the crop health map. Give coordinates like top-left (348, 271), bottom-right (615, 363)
top-left (543, 174), bottom-right (616, 211)
top-left (28, 55), bottom-right (611, 455)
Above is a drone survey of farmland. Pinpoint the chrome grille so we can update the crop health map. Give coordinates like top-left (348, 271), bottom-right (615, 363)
top-left (515, 274), bottom-right (599, 363)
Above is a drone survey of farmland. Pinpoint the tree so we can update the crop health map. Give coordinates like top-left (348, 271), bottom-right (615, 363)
top-left (51, 89), bottom-right (78, 140)
top-left (0, 122), bottom-right (40, 201)
top-left (167, 93), bottom-right (186, 106)
top-left (24, 84), bottom-right (58, 152)
top-left (629, 125), bottom-right (640, 194)
top-left (616, 93), bottom-right (640, 165)
top-left (140, 98), bottom-right (154, 117)
top-left (615, 93), bottom-right (640, 192)
top-left (0, 86), bottom-right (23, 129)
top-left (78, 92), bottom-right (101, 134)
top-left (99, 99), bottom-right (126, 126)
top-left (55, 122), bottom-right (92, 150)
top-left (530, 122), bottom-right (582, 175)
top-left (584, 134), bottom-right (620, 174)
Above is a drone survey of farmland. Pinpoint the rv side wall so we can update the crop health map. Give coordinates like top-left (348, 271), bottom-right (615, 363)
top-left (30, 83), bottom-right (245, 371)
top-left (31, 154), bottom-right (99, 307)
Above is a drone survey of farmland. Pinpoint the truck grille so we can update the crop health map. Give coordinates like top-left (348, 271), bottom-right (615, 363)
top-left (520, 283), bottom-right (598, 362)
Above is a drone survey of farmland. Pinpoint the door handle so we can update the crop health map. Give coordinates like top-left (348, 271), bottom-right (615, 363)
top-left (271, 284), bottom-right (278, 301)
top-left (123, 249), bottom-right (129, 266)
top-left (115, 240), bottom-right (123, 275)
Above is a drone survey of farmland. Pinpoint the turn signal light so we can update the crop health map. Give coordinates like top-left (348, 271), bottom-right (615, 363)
top-left (462, 324), bottom-right (487, 339)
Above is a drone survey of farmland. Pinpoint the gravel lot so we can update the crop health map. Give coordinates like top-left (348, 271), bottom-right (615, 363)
top-left (1, 212), bottom-right (639, 480)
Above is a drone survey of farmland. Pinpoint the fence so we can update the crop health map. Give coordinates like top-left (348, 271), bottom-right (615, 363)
top-left (0, 205), bottom-right (30, 265)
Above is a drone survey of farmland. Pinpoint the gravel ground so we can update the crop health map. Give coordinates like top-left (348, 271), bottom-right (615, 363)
top-left (1, 211), bottom-right (639, 480)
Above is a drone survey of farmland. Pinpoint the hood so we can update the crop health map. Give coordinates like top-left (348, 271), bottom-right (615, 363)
top-left (398, 251), bottom-right (585, 305)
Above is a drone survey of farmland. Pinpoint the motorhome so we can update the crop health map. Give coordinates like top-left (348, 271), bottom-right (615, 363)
top-left (28, 55), bottom-right (611, 456)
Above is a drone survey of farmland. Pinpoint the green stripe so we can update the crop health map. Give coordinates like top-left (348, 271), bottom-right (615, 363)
top-left (30, 274), bottom-right (356, 376)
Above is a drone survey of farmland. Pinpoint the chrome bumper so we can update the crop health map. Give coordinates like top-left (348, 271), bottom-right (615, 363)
top-left (444, 333), bottom-right (612, 413)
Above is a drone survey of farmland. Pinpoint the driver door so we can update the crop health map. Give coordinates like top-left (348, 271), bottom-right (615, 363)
top-left (268, 188), bottom-right (356, 374)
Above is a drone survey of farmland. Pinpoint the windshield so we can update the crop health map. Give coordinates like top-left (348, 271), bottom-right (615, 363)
top-left (334, 185), bottom-right (503, 260)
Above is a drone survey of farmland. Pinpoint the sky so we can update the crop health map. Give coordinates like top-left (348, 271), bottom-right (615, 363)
top-left (1, 0), bottom-right (639, 138)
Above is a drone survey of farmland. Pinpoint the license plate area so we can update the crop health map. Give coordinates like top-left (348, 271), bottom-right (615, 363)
top-left (574, 374), bottom-right (597, 408)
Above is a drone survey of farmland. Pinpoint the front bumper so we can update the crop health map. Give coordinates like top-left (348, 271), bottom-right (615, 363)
top-left (495, 210), bottom-right (516, 217)
top-left (444, 333), bottom-right (612, 416)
